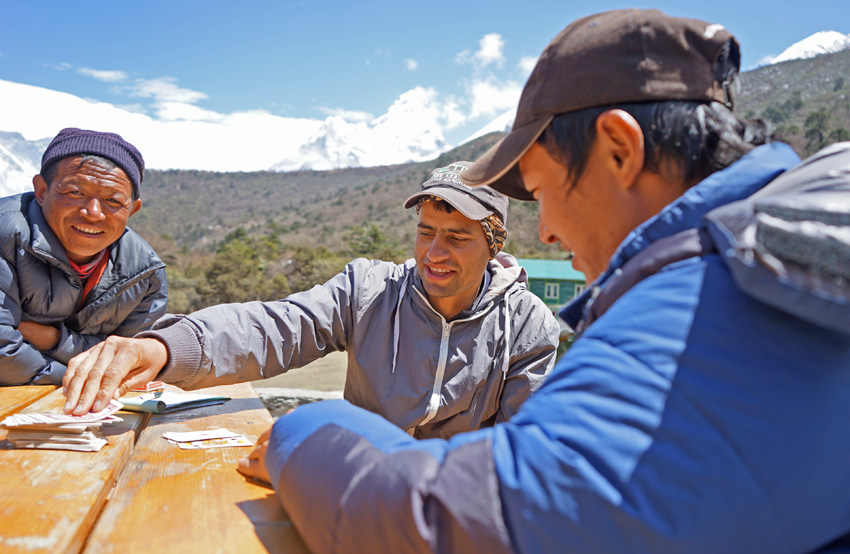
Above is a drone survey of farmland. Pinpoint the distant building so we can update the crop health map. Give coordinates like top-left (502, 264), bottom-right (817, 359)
top-left (516, 258), bottom-right (586, 343)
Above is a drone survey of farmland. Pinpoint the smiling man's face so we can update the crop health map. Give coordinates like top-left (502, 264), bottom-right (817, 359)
top-left (414, 200), bottom-right (491, 320)
top-left (33, 156), bottom-right (141, 265)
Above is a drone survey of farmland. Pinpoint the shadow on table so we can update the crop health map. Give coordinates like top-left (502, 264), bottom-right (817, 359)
top-left (237, 493), bottom-right (310, 553)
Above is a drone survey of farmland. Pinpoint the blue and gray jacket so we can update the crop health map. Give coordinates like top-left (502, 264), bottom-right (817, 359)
top-left (263, 143), bottom-right (850, 553)
top-left (0, 192), bottom-right (168, 385)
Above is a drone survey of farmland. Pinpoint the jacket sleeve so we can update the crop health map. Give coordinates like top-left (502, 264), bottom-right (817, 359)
top-left (0, 259), bottom-right (66, 385)
top-left (266, 400), bottom-right (513, 554)
top-left (47, 267), bottom-right (169, 364)
top-left (145, 260), bottom-right (375, 390)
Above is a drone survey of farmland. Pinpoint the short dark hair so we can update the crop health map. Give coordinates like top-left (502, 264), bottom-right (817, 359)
top-left (538, 100), bottom-right (771, 191)
top-left (40, 155), bottom-right (136, 200)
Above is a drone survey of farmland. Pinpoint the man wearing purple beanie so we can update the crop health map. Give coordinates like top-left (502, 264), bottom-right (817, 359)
top-left (0, 128), bottom-right (167, 386)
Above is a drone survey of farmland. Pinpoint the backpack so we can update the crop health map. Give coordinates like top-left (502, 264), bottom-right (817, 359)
top-left (577, 141), bottom-right (850, 335)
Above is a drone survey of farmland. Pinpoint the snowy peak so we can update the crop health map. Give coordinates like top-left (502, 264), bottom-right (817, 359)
top-left (463, 108), bottom-right (515, 144)
top-left (0, 131), bottom-right (48, 197)
top-left (270, 87), bottom-right (448, 172)
top-left (769, 31), bottom-right (850, 64)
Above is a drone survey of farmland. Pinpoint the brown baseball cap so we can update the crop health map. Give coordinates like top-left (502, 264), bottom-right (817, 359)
top-left (461, 8), bottom-right (740, 200)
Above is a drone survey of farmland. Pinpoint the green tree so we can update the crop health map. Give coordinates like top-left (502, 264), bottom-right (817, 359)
top-left (762, 105), bottom-right (788, 124)
top-left (285, 245), bottom-right (348, 293)
top-left (804, 109), bottom-right (831, 152)
top-left (829, 127), bottom-right (850, 143)
top-left (342, 223), bottom-right (406, 262)
top-left (196, 230), bottom-right (290, 306)
top-left (782, 91), bottom-right (804, 113)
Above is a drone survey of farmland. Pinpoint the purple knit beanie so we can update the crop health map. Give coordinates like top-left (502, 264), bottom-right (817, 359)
top-left (40, 128), bottom-right (145, 199)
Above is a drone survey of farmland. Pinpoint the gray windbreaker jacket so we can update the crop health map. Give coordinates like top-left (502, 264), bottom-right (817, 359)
top-left (0, 192), bottom-right (168, 386)
top-left (146, 253), bottom-right (559, 438)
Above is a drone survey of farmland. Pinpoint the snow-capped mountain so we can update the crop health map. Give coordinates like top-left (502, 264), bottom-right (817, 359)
top-left (767, 31), bottom-right (850, 64)
top-left (463, 108), bottom-right (515, 144)
top-left (0, 131), bottom-right (49, 197)
top-left (270, 88), bottom-right (448, 172)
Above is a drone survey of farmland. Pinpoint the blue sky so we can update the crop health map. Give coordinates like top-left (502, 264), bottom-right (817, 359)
top-left (0, 0), bottom-right (848, 171)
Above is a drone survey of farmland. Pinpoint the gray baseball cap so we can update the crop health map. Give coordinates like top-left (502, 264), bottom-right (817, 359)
top-left (404, 161), bottom-right (509, 224)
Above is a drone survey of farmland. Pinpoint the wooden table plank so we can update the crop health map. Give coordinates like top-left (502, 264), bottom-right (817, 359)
top-left (0, 386), bottom-right (57, 420)
top-left (84, 383), bottom-right (307, 554)
top-left (0, 388), bottom-right (148, 554)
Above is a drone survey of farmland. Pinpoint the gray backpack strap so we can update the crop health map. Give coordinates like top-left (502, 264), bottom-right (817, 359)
top-left (576, 227), bottom-right (715, 335)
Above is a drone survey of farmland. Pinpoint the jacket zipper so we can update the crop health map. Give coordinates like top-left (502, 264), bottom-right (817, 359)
top-left (411, 285), bottom-right (493, 427)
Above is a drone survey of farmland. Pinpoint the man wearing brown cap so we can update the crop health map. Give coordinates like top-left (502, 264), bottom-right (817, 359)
top-left (0, 128), bottom-right (167, 386)
top-left (147, 8), bottom-right (848, 553)
top-left (92, 9), bottom-right (848, 553)
top-left (62, 161), bottom-right (558, 440)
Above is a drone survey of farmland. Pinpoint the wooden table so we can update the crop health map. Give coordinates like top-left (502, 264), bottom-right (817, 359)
top-left (0, 383), bottom-right (308, 554)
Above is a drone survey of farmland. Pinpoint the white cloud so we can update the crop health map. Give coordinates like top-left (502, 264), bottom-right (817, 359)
top-left (317, 107), bottom-right (374, 123)
top-left (78, 67), bottom-right (128, 83)
top-left (153, 101), bottom-right (226, 122)
top-left (518, 56), bottom-right (537, 77)
top-left (47, 62), bottom-right (72, 71)
top-left (405, 58), bottom-right (418, 71)
top-left (127, 77), bottom-right (208, 105)
top-left (457, 33), bottom-right (506, 70)
top-left (468, 78), bottom-right (522, 119)
top-left (477, 33), bottom-right (505, 68)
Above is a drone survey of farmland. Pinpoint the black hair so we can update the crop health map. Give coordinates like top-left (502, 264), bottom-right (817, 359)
top-left (40, 155), bottom-right (136, 200)
top-left (415, 197), bottom-right (456, 214)
top-left (538, 39), bottom-right (770, 189)
top-left (539, 101), bottom-right (771, 190)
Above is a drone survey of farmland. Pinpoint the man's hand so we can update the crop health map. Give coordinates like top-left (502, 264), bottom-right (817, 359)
top-left (237, 427), bottom-right (272, 486)
top-left (18, 321), bottom-right (60, 351)
top-left (63, 336), bottom-right (168, 415)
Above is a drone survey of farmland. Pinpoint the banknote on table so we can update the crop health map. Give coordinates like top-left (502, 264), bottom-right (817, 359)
top-left (1, 399), bottom-right (124, 452)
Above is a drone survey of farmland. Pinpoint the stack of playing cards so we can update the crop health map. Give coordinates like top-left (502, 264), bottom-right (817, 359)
top-left (162, 428), bottom-right (253, 449)
top-left (0, 399), bottom-right (124, 452)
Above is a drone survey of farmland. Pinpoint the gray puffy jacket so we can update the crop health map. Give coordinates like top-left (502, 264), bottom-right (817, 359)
top-left (148, 253), bottom-right (559, 438)
top-left (0, 193), bottom-right (168, 386)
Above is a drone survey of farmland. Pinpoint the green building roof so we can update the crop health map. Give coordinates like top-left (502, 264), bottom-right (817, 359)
top-left (516, 258), bottom-right (586, 282)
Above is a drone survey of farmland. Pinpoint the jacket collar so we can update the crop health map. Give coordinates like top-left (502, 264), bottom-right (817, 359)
top-left (561, 142), bottom-right (801, 328)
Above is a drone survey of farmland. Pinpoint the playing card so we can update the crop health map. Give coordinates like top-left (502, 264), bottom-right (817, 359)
top-left (163, 428), bottom-right (242, 443)
top-left (176, 435), bottom-right (254, 449)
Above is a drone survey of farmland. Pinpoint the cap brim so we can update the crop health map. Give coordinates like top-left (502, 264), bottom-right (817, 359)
top-left (461, 115), bottom-right (552, 201)
top-left (403, 187), bottom-right (492, 221)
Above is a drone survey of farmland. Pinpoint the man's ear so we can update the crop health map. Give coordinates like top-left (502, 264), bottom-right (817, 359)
top-left (32, 174), bottom-right (48, 205)
top-left (595, 109), bottom-right (645, 190)
top-left (129, 198), bottom-right (142, 217)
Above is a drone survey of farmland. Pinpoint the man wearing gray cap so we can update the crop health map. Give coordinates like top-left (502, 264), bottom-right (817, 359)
top-left (104, 9), bottom-right (844, 554)
top-left (0, 127), bottom-right (167, 386)
top-left (62, 161), bottom-right (558, 441)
